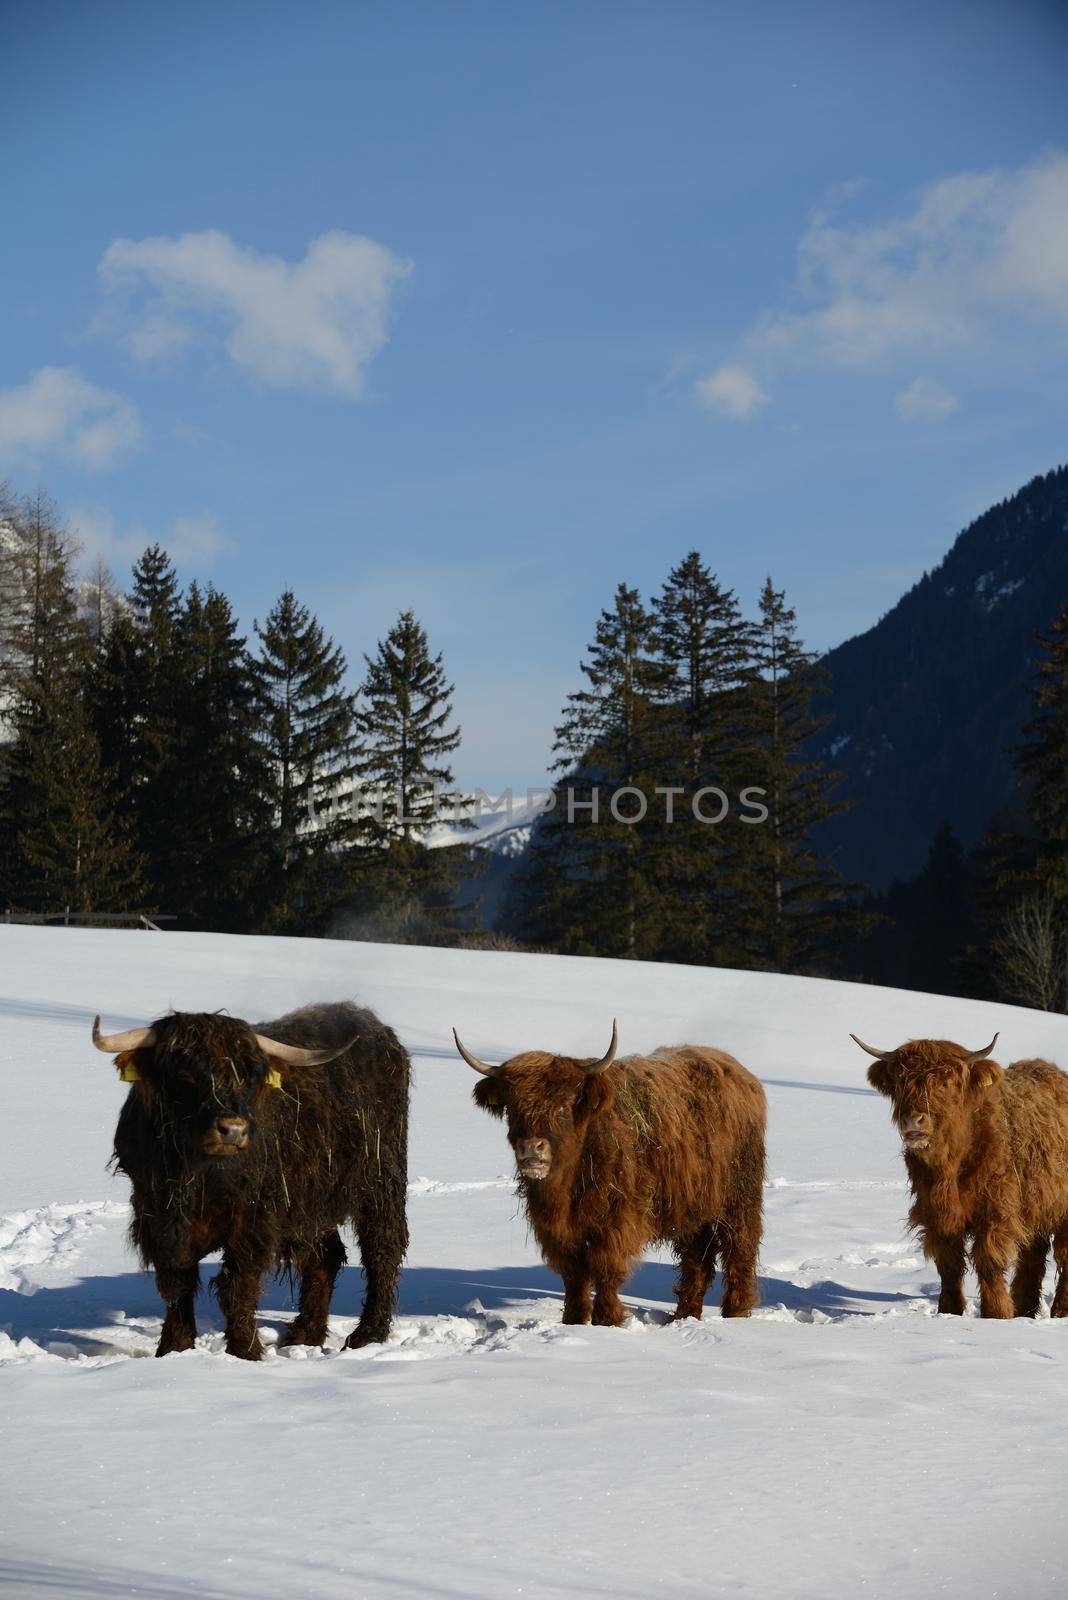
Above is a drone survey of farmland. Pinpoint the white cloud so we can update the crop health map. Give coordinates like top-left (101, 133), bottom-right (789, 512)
top-left (0, 367), bottom-right (141, 471)
top-left (71, 507), bottom-right (231, 574)
top-left (894, 376), bottom-right (960, 424)
top-left (694, 363), bottom-right (769, 421)
top-left (99, 229), bottom-right (412, 398)
top-left (698, 151), bottom-right (1068, 418)
top-left (759, 151), bottom-right (1068, 369)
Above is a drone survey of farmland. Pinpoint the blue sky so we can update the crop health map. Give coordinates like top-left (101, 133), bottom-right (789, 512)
top-left (2, 0), bottom-right (1067, 787)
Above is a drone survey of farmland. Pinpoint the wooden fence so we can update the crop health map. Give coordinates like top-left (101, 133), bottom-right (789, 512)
top-left (1, 910), bottom-right (176, 931)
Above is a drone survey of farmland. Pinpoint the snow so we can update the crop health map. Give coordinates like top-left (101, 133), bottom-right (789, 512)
top-left (1, 926), bottom-right (1067, 1599)
top-left (974, 570), bottom-right (1026, 610)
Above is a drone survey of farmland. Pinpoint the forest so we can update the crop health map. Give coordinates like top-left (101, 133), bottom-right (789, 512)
top-left (1, 479), bottom-right (1065, 1012)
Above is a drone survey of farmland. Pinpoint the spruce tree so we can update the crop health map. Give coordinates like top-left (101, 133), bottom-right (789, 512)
top-left (980, 602), bottom-right (1068, 1007)
top-left (9, 688), bottom-right (145, 912)
top-left (521, 583), bottom-right (671, 958)
top-left (653, 552), bottom-right (750, 784)
top-left (157, 583), bottom-right (273, 931)
top-left (253, 590), bottom-right (358, 930)
top-left (651, 552), bottom-right (754, 965)
top-left (81, 557), bottom-right (123, 647)
top-left (731, 577), bottom-right (860, 973)
top-left (125, 545), bottom-right (185, 900)
top-left (1016, 602), bottom-right (1068, 894)
top-left (0, 499), bottom-right (142, 912)
top-left (348, 610), bottom-right (478, 942)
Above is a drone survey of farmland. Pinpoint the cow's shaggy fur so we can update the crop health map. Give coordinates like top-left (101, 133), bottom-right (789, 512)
top-left (111, 1002), bottom-right (410, 1358)
top-left (473, 1043), bottom-right (766, 1326)
top-left (867, 1039), bottom-right (1068, 1317)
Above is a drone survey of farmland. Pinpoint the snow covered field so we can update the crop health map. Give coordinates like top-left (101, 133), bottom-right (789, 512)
top-left (1, 927), bottom-right (1066, 1599)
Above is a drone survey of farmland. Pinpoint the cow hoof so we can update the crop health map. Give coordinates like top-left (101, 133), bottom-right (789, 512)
top-left (156, 1331), bottom-right (196, 1357)
top-left (344, 1325), bottom-right (389, 1350)
top-left (279, 1326), bottom-right (327, 1350)
top-left (225, 1340), bottom-right (265, 1361)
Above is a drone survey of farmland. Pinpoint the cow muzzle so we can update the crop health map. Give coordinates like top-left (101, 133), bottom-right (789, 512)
top-left (203, 1116), bottom-right (250, 1156)
top-left (901, 1117), bottom-right (931, 1153)
top-left (516, 1138), bottom-right (552, 1180)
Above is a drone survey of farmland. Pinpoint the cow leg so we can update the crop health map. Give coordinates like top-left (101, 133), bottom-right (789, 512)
top-left (1050, 1229), bottom-right (1068, 1318)
top-left (280, 1230), bottom-right (348, 1348)
top-left (155, 1263), bottom-right (200, 1356)
top-left (588, 1245), bottom-right (629, 1328)
top-left (1011, 1234), bottom-right (1049, 1318)
top-left (214, 1253), bottom-right (266, 1360)
top-left (926, 1232), bottom-right (966, 1315)
top-left (345, 1194), bottom-right (407, 1350)
top-left (560, 1253), bottom-right (592, 1324)
top-left (719, 1213), bottom-right (762, 1320)
top-left (672, 1226), bottom-right (717, 1321)
top-left (971, 1227), bottom-right (1014, 1319)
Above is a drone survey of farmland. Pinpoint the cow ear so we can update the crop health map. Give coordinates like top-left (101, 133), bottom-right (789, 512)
top-left (867, 1060), bottom-right (895, 1096)
top-left (117, 1050), bottom-right (154, 1106)
top-left (473, 1077), bottom-right (506, 1118)
top-left (575, 1074), bottom-right (615, 1120)
top-left (260, 1058), bottom-right (287, 1092)
top-left (969, 1060), bottom-right (1002, 1092)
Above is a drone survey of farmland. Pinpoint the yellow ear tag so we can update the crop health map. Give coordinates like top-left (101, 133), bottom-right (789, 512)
top-left (118, 1061), bottom-right (141, 1083)
top-left (266, 1068), bottom-right (283, 1090)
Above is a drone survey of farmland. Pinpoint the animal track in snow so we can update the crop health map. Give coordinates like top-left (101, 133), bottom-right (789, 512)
top-left (0, 1201), bottom-right (128, 1294)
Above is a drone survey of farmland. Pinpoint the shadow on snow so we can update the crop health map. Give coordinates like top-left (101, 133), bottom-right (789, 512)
top-left (0, 1257), bottom-right (925, 1357)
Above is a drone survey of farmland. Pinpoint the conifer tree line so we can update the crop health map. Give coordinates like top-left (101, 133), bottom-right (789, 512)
top-left (3, 481), bottom-right (1066, 1007)
top-left (0, 484), bottom-right (477, 939)
top-left (513, 554), bottom-right (864, 974)
top-left (854, 601), bottom-right (1068, 1012)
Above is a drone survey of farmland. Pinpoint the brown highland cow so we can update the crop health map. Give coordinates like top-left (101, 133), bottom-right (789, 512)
top-left (854, 1030), bottom-right (1068, 1317)
top-left (454, 1020), bottom-right (766, 1325)
top-left (97, 1001), bottom-right (410, 1359)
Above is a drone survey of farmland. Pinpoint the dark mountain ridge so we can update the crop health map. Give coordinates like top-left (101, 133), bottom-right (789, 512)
top-left (814, 464), bottom-right (1068, 891)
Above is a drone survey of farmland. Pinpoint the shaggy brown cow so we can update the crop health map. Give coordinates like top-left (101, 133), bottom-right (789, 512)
top-left (454, 1021), bottom-right (766, 1325)
top-left (854, 1030), bottom-right (1068, 1318)
top-left (97, 1001), bottom-right (410, 1359)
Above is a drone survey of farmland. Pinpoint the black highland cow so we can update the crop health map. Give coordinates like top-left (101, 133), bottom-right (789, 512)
top-left (96, 1001), bottom-right (410, 1359)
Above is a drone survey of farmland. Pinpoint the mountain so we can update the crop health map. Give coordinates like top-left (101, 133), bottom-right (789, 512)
top-left (813, 465), bottom-right (1068, 891)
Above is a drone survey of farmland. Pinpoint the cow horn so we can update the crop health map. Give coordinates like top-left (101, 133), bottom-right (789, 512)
top-left (453, 1028), bottom-right (498, 1076)
top-left (92, 1017), bottom-right (157, 1053)
top-left (252, 1033), bottom-right (357, 1067)
top-left (583, 1019), bottom-right (619, 1075)
top-left (850, 1033), bottom-right (894, 1060)
top-left (961, 1033), bottom-right (999, 1064)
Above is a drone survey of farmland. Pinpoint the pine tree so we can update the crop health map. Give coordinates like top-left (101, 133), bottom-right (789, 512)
top-left (123, 545), bottom-right (185, 901)
top-left (650, 553), bottom-right (754, 965)
top-left (157, 583), bottom-right (273, 931)
top-left (9, 689), bottom-right (145, 912)
top-left (0, 500), bottom-right (143, 912)
top-left (1016, 602), bottom-right (1068, 894)
top-left (253, 590), bottom-right (358, 930)
top-left (348, 610), bottom-right (478, 942)
top-left (653, 551), bottom-right (751, 784)
top-left (980, 602), bottom-right (1068, 1008)
top-left (86, 609), bottom-right (145, 828)
top-left (0, 492), bottom-right (84, 694)
top-left (859, 822), bottom-right (981, 997)
top-left (731, 577), bottom-right (861, 973)
top-left (520, 583), bottom-right (671, 958)
top-left (81, 557), bottom-right (123, 647)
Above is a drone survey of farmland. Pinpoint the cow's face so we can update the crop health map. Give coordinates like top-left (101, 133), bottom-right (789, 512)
top-left (473, 1054), bottom-right (615, 1181)
top-left (120, 1016), bottom-right (275, 1162)
top-left (866, 1041), bottom-right (1002, 1163)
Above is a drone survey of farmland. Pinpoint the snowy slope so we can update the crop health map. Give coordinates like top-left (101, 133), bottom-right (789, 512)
top-left (1, 927), bottom-right (1067, 1599)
